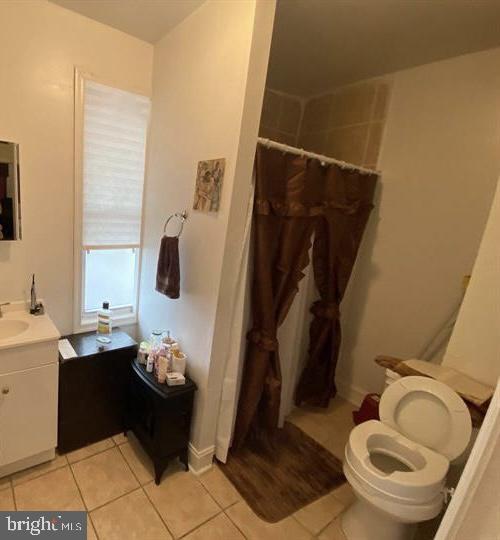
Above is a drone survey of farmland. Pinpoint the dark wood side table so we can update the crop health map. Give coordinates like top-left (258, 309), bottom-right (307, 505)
top-left (128, 359), bottom-right (197, 484)
top-left (58, 330), bottom-right (137, 453)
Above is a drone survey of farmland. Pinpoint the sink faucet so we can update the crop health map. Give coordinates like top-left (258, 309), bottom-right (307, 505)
top-left (30, 274), bottom-right (44, 316)
top-left (0, 302), bottom-right (10, 318)
top-left (30, 301), bottom-right (44, 316)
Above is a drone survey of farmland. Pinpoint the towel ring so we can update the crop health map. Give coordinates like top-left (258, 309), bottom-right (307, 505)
top-left (163, 211), bottom-right (188, 238)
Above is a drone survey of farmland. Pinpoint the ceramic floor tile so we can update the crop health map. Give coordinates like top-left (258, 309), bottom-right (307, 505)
top-left (0, 476), bottom-right (11, 491)
top-left (119, 440), bottom-right (154, 485)
top-left (225, 501), bottom-right (312, 540)
top-left (67, 438), bottom-right (115, 464)
top-left (71, 447), bottom-right (139, 510)
top-left (318, 516), bottom-right (347, 540)
top-left (292, 397), bottom-right (349, 420)
top-left (198, 465), bottom-right (240, 509)
top-left (329, 407), bottom-right (355, 431)
top-left (144, 471), bottom-right (220, 538)
top-left (322, 423), bottom-right (352, 460)
top-left (91, 488), bottom-right (172, 540)
top-left (183, 513), bottom-right (244, 540)
top-left (330, 483), bottom-right (355, 507)
top-left (287, 412), bottom-right (330, 445)
top-left (288, 397), bottom-right (355, 454)
top-left (293, 491), bottom-right (345, 535)
top-left (287, 408), bottom-right (319, 424)
top-left (12, 454), bottom-right (68, 486)
top-left (14, 467), bottom-right (85, 511)
top-left (87, 516), bottom-right (98, 540)
top-left (0, 488), bottom-right (15, 510)
top-left (326, 397), bottom-right (355, 420)
top-left (112, 433), bottom-right (128, 446)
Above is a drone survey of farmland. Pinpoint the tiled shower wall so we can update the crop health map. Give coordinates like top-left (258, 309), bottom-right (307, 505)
top-left (258, 79), bottom-right (391, 169)
top-left (298, 78), bottom-right (391, 168)
top-left (259, 88), bottom-right (304, 145)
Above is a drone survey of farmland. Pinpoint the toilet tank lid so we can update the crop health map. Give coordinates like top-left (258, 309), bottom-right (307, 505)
top-left (379, 376), bottom-right (472, 461)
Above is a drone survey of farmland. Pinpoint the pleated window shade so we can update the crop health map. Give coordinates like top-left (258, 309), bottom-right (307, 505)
top-left (82, 80), bottom-right (150, 247)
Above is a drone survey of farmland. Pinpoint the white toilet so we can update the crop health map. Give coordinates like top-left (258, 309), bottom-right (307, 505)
top-left (341, 376), bottom-right (472, 540)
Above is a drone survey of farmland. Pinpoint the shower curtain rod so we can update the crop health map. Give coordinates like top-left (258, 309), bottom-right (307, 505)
top-left (257, 137), bottom-right (379, 176)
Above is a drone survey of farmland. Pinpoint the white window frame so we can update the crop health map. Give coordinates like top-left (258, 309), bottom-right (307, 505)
top-left (73, 68), bottom-right (149, 332)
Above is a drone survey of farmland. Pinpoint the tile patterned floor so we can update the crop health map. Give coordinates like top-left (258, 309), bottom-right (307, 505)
top-left (287, 396), bottom-right (356, 460)
top-left (289, 397), bottom-right (440, 540)
top-left (0, 397), bottom-right (355, 539)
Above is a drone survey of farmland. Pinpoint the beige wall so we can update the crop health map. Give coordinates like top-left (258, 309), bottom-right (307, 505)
top-left (336, 47), bottom-right (500, 400)
top-left (0, 0), bottom-right (153, 334)
top-left (442, 177), bottom-right (500, 386)
top-left (259, 88), bottom-right (303, 145)
top-left (298, 78), bottom-right (391, 168)
top-left (138, 0), bottom-right (275, 466)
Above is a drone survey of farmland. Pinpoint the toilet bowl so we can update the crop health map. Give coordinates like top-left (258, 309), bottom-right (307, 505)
top-left (341, 376), bottom-right (472, 540)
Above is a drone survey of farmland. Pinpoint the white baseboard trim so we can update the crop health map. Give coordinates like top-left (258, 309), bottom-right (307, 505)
top-left (336, 377), bottom-right (369, 407)
top-left (188, 443), bottom-right (215, 475)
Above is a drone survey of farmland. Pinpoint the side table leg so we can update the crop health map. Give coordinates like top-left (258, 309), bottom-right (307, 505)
top-left (154, 460), bottom-right (169, 485)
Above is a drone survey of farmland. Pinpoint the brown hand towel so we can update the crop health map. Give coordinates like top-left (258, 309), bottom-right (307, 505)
top-left (156, 236), bottom-right (180, 299)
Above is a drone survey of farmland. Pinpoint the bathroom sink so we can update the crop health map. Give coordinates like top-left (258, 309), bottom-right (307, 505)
top-left (0, 302), bottom-right (59, 351)
top-left (0, 319), bottom-right (29, 339)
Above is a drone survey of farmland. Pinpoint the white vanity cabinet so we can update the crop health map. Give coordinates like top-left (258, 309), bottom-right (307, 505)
top-left (0, 306), bottom-right (60, 477)
top-left (0, 362), bottom-right (58, 467)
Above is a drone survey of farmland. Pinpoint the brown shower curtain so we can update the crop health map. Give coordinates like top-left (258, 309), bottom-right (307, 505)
top-left (232, 144), bottom-right (378, 447)
top-left (295, 170), bottom-right (377, 407)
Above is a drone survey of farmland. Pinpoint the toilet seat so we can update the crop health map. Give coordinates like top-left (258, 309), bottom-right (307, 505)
top-left (344, 376), bottom-right (472, 507)
top-left (379, 376), bottom-right (472, 460)
top-left (341, 377), bottom-right (473, 538)
top-left (345, 420), bottom-right (449, 504)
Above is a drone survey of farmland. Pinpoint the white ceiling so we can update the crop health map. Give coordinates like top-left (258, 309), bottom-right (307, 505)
top-left (268, 0), bottom-right (500, 96)
top-left (50, 0), bottom-right (205, 43)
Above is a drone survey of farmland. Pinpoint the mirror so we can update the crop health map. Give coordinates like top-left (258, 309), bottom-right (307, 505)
top-left (0, 141), bottom-right (21, 241)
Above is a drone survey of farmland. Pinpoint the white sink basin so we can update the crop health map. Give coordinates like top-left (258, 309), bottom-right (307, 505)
top-left (0, 303), bottom-right (60, 351)
top-left (0, 319), bottom-right (29, 339)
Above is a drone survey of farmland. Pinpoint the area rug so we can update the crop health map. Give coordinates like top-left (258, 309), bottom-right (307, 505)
top-left (219, 421), bottom-right (346, 523)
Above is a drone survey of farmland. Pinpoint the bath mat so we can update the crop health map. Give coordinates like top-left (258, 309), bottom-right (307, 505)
top-left (219, 421), bottom-right (345, 523)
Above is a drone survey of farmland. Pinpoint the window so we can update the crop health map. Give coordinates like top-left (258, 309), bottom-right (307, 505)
top-left (74, 72), bottom-right (150, 330)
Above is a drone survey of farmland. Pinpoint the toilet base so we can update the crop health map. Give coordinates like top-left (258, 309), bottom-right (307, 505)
top-left (341, 499), bottom-right (417, 540)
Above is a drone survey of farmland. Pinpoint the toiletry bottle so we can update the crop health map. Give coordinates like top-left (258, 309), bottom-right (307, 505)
top-left (97, 302), bottom-right (112, 334)
top-left (138, 342), bottom-right (150, 365)
top-left (146, 350), bottom-right (155, 373)
top-left (147, 336), bottom-right (161, 374)
top-left (172, 351), bottom-right (187, 376)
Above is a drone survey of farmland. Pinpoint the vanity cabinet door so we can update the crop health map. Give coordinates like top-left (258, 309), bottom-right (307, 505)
top-left (0, 363), bottom-right (58, 466)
